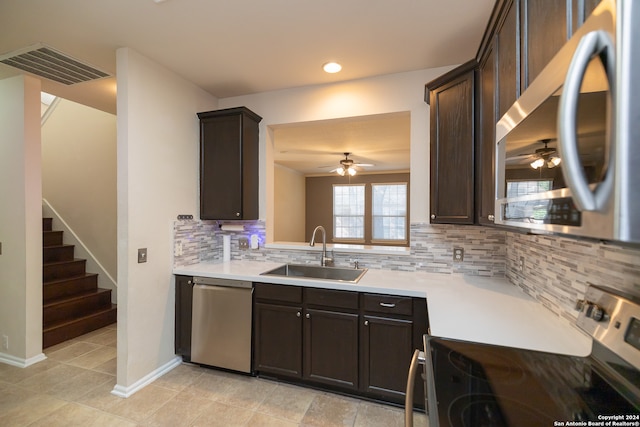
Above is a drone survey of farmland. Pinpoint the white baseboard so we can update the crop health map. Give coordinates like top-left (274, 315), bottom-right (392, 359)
top-left (111, 356), bottom-right (182, 398)
top-left (0, 352), bottom-right (47, 368)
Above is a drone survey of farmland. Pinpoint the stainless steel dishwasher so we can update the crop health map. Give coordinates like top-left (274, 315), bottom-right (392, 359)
top-left (190, 277), bottom-right (253, 373)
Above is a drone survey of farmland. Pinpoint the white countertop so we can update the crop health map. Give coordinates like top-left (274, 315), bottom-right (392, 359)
top-left (174, 260), bottom-right (592, 357)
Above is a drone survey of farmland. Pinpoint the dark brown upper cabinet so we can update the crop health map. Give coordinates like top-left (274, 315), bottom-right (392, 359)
top-left (496, 0), bottom-right (519, 119)
top-left (477, 40), bottom-right (497, 226)
top-left (198, 107), bottom-right (261, 220)
top-left (426, 60), bottom-right (477, 225)
top-left (521, 0), bottom-right (569, 91)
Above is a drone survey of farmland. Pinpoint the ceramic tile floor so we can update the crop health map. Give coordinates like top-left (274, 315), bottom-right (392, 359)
top-left (0, 325), bottom-right (429, 426)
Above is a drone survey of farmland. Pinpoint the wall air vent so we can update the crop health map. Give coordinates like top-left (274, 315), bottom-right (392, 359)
top-left (0, 43), bottom-right (110, 85)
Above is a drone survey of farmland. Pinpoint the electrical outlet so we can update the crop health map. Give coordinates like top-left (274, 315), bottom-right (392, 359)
top-left (2, 335), bottom-right (8, 350)
top-left (453, 247), bottom-right (464, 262)
top-left (238, 237), bottom-right (249, 250)
top-left (519, 256), bottom-right (525, 273)
top-left (138, 248), bottom-right (148, 263)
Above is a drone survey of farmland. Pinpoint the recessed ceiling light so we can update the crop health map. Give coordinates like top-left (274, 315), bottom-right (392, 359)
top-left (323, 62), bottom-right (342, 73)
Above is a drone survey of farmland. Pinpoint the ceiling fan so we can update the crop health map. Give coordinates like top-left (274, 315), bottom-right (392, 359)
top-left (507, 139), bottom-right (562, 169)
top-left (329, 153), bottom-right (374, 176)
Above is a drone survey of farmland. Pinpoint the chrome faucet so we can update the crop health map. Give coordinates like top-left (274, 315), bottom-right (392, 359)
top-left (310, 225), bottom-right (334, 267)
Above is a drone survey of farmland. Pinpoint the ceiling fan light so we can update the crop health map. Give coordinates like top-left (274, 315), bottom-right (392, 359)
top-left (549, 157), bottom-right (562, 167)
top-left (348, 167), bottom-right (357, 176)
top-left (530, 158), bottom-right (545, 169)
top-left (336, 167), bottom-right (346, 176)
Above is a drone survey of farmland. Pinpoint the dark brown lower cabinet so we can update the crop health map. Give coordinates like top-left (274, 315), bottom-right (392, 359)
top-left (254, 302), bottom-right (302, 378)
top-left (304, 308), bottom-right (359, 390)
top-left (253, 282), bottom-right (429, 407)
top-left (175, 275), bottom-right (194, 361)
top-left (361, 315), bottom-right (413, 401)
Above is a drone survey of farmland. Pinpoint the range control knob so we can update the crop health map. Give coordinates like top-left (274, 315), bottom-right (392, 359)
top-left (590, 305), bottom-right (605, 322)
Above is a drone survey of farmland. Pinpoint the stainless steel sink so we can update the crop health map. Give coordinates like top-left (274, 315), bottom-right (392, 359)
top-left (260, 264), bottom-right (367, 283)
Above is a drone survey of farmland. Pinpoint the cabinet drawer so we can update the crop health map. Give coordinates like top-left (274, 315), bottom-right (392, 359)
top-left (305, 288), bottom-right (359, 310)
top-left (363, 294), bottom-right (413, 316)
top-left (254, 283), bottom-right (302, 304)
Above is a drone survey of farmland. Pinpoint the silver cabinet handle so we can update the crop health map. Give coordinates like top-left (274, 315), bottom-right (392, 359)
top-left (558, 29), bottom-right (615, 212)
top-left (296, 311), bottom-right (301, 317)
top-left (364, 320), bottom-right (369, 326)
top-left (488, 214), bottom-right (495, 221)
top-left (235, 212), bottom-right (241, 217)
top-left (430, 214), bottom-right (436, 220)
top-left (305, 313), bottom-right (310, 319)
top-left (379, 302), bottom-right (396, 308)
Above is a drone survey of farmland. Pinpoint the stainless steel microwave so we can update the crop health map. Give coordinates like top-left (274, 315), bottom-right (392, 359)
top-left (495, 0), bottom-right (640, 244)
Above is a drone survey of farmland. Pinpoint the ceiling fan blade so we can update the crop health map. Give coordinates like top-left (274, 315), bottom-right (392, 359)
top-left (354, 163), bottom-right (374, 167)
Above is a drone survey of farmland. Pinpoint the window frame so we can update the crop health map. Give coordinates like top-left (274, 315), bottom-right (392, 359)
top-left (371, 182), bottom-right (408, 244)
top-left (332, 183), bottom-right (366, 243)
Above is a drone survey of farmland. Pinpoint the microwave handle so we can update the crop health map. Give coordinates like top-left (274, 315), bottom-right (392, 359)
top-left (558, 29), bottom-right (615, 212)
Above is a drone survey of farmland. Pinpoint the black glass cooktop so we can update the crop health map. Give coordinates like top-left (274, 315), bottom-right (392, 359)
top-left (428, 338), bottom-right (640, 427)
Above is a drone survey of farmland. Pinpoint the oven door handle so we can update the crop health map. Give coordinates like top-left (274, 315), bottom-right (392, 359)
top-left (404, 349), bottom-right (425, 427)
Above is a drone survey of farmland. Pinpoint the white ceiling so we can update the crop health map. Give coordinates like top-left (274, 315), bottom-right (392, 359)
top-left (0, 0), bottom-right (495, 174)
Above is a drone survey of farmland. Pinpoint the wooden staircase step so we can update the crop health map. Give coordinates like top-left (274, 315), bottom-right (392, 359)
top-left (44, 274), bottom-right (99, 303)
top-left (43, 230), bottom-right (64, 247)
top-left (44, 288), bottom-right (113, 326)
top-left (43, 217), bottom-right (53, 232)
top-left (43, 305), bottom-right (117, 349)
top-left (43, 244), bottom-right (75, 263)
top-left (43, 259), bottom-right (87, 282)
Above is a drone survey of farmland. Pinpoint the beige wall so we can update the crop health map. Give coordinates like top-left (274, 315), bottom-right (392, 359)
top-left (217, 66), bottom-right (456, 242)
top-left (274, 164), bottom-right (305, 242)
top-left (115, 47), bottom-right (218, 392)
top-left (42, 98), bottom-right (117, 280)
top-left (0, 75), bottom-right (43, 364)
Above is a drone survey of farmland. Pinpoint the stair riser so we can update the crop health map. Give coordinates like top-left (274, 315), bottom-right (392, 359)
top-left (43, 218), bottom-right (53, 232)
top-left (43, 307), bottom-right (117, 349)
top-left (43, 231), bottom-right (63, 246)
top-left (43, 260), bottom-right (86, 282)
top-left (44, 290), bottom-right (112, 326)
top-left (43, 245), bottom-right (75, 263)
top-left (44, 275), bottom-right (98, 302)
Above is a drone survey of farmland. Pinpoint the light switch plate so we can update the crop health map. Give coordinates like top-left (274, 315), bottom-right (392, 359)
top-left (138, 248), bottom-right (147, 263)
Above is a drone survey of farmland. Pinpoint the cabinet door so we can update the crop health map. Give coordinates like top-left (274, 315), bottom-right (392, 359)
top-left (175, 275), bottom-right (193, 361)
top-left (477, 40), bottom-right (497, 225)
top-left (304, 308), bottom-right (359, 390)
top-left (199, 107), bottom-right (260, 220)
top-left (521, 0), bottom-right (568, 90)
top-left (361, 315), bottom-right (413, 403)
top-left (200, 114), bottom-right (243, 220)
top-left (429, 69), bottom-right (475, 224)
top-left (496, 0), bottom-right (519, 119)
top-left (254, 302), bottom-right (303, 378)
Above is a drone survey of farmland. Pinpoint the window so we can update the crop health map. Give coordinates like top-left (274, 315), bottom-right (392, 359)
top-left (506, 180), bottom-right (552, 197)
top-left (372, 183), bottom-right (407, 241)
top-left (333, 184), bottom-right (365, 240)
top-left (505, 180), bottom-right (553, 220)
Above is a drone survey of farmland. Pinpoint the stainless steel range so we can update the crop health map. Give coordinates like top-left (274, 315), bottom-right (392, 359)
top-left (416, 285), bottom-right (640, 427)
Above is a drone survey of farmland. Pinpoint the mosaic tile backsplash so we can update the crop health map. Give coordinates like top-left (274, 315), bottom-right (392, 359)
top-left (506, 232), bottom-right (640, 323)
top-left (173, 220), bottom-right (640, 322)
top-left (173, 221), bottom-right (507, 276)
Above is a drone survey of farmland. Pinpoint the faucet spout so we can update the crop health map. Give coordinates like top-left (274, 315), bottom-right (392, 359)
top-left (310, 225), bottom-right (334, 267)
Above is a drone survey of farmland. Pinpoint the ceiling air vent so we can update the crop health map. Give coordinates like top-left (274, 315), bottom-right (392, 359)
top-left (0, 43), bottom-right (110, 85)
